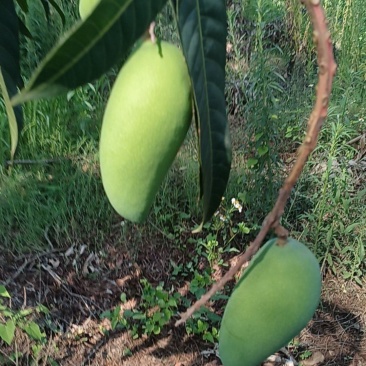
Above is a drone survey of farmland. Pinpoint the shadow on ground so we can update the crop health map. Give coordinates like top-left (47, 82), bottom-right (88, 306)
top-left (1, 240), bottom-right (365, 366)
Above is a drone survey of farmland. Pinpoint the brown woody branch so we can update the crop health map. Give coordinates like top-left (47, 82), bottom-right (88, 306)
top-left (176, 0), bottom-right (337, 326)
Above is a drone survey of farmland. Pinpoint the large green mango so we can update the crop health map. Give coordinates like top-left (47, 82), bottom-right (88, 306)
top-left (219, 237), bottom-right (321, 366)
top-left (79, 0), bottom-right (100, 19)
top-left (99, 40), bottom-right (192, 223)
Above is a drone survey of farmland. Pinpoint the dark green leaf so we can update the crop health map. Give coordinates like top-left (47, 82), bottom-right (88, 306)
top-left (174, 0), bottom-right (231, 225)
top-left (123, 309), bottom-right (134, 318)
top-left (17, 15), bottom-right (33, 39)
top-left (39, 0), bottom-right (50, 22)
top-left (12, 0), bottom-right (167, 105)
top-left (15, 0), bottom-right (28, 13)
top-left (0, 0), bottom-right (23, 132)
top-left (37, 0), bottom-right (66, 29)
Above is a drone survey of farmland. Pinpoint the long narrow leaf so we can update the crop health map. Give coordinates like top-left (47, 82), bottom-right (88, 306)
top-left (12, 0), bottom-right (167, 105)
top-left (174, 0), bottom-right (231, 225)
top-left (0, 0), bottom-right (23, 132)
top-left (0, 68), bottom-right (18, 160)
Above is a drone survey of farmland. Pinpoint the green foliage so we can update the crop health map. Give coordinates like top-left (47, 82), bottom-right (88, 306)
top-left (100, 280), bottom-right (180, 338)
top-left (296, 118), bottom-right (366, 285)
top-left (285, 0), bottom-right (366, 93)
top-left (185, 308), bottom-right (220, 343)
top-left (0, 286), bottom-right (48, 346)
top-left (225, 0), bottom-right (286, 220)
top-left (0, 86), bottom-right (114, 252)
top-left (100, 224), bottom-right (233, 343)
top-left (323, 0), bottom-right (366, 84)
top-left (300, 349), bottom-right (313, 360)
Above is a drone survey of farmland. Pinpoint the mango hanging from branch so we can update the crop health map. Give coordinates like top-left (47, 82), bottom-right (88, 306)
top-left (99, 40), bottom-right (192, 223)
top-left (219, 237), bottom-right (321, 366)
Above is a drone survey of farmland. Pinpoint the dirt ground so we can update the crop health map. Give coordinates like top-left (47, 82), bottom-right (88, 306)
top-left (0, 236), bottom-right (365, 366)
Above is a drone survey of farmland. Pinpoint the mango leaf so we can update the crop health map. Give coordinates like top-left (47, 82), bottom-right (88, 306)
top-left (12, 0), bottom-right (167, 105)
top-left (47, 0), bottom-right (66, 26)
top-left (15, 0), bottom-right (29, 13)
top-left (173, 0), bottom-right (231, 225)
top-left (0, 0), bottom-right (23, 133)
top-left (39, 0), bottom-right (65, 26)
top-left (0, 319), bottom-right (15, 345)
top-left (40, 0), bottom-right (50, 22)
top-left (18, 16), bottom-right (33, 39)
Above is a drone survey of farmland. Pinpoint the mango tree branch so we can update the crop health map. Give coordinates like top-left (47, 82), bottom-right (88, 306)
top-left (176, 0), bottom-right (337, 327)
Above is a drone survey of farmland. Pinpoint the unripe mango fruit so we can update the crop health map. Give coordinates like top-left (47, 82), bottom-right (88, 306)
top-left (99, 40), bottom-right (192, 223)
top-left (219, 237), bottom-right (321, 366)
top-left (79, 0), bottom-right (100, 20)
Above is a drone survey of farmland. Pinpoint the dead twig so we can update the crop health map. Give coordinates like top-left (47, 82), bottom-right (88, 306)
top-left (41, 264), bottom-right (103, 315)
top-left (176, 0), bottom-right (337, 326)
top-left (80, 337), bottom-right (109, 366)
top-left (4, 158), bottom-right (65, 167)
top-left (4, 248), bottom-right (62, 286)
top-left (348, 133), bottom-right (365, 145)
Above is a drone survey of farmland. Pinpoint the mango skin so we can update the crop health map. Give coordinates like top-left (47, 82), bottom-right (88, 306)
top-left (219, 237), bottom-right (321, 366)
top-left (79, 0), bottom-right (100, 20)
top-left (99, 40), bottom-right (192, 223)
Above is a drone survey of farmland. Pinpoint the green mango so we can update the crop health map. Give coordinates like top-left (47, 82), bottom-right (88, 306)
top-left (99, 40), bottom-right (192, 223)
top-left (219, 237), bottom-right (321, 366)
top-left (79, 0), bottom-right (100, 19)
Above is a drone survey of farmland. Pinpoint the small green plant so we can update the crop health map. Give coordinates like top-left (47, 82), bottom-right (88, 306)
top-left (100, 304), bottom-right (125, 332)
top-left (185, 307), bottom-right (222, 343)
top-left (198, 234), bottom-right (223, 268)
top-left (0, 285), bottom-right (48, 346)
top-left (294, 117), bottom-right (366, 284)
top-left (299, 349), bottom-right (313, 360)
top-left (189, 270), bottom-right (214, 300)
top-left (101, 280), bottom-right (180, 339)
top-left (206, 196), bottom-right (251, 250)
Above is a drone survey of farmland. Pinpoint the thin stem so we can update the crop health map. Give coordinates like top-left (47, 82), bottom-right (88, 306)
top-left (176, 0), bottom-right (337, 327)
